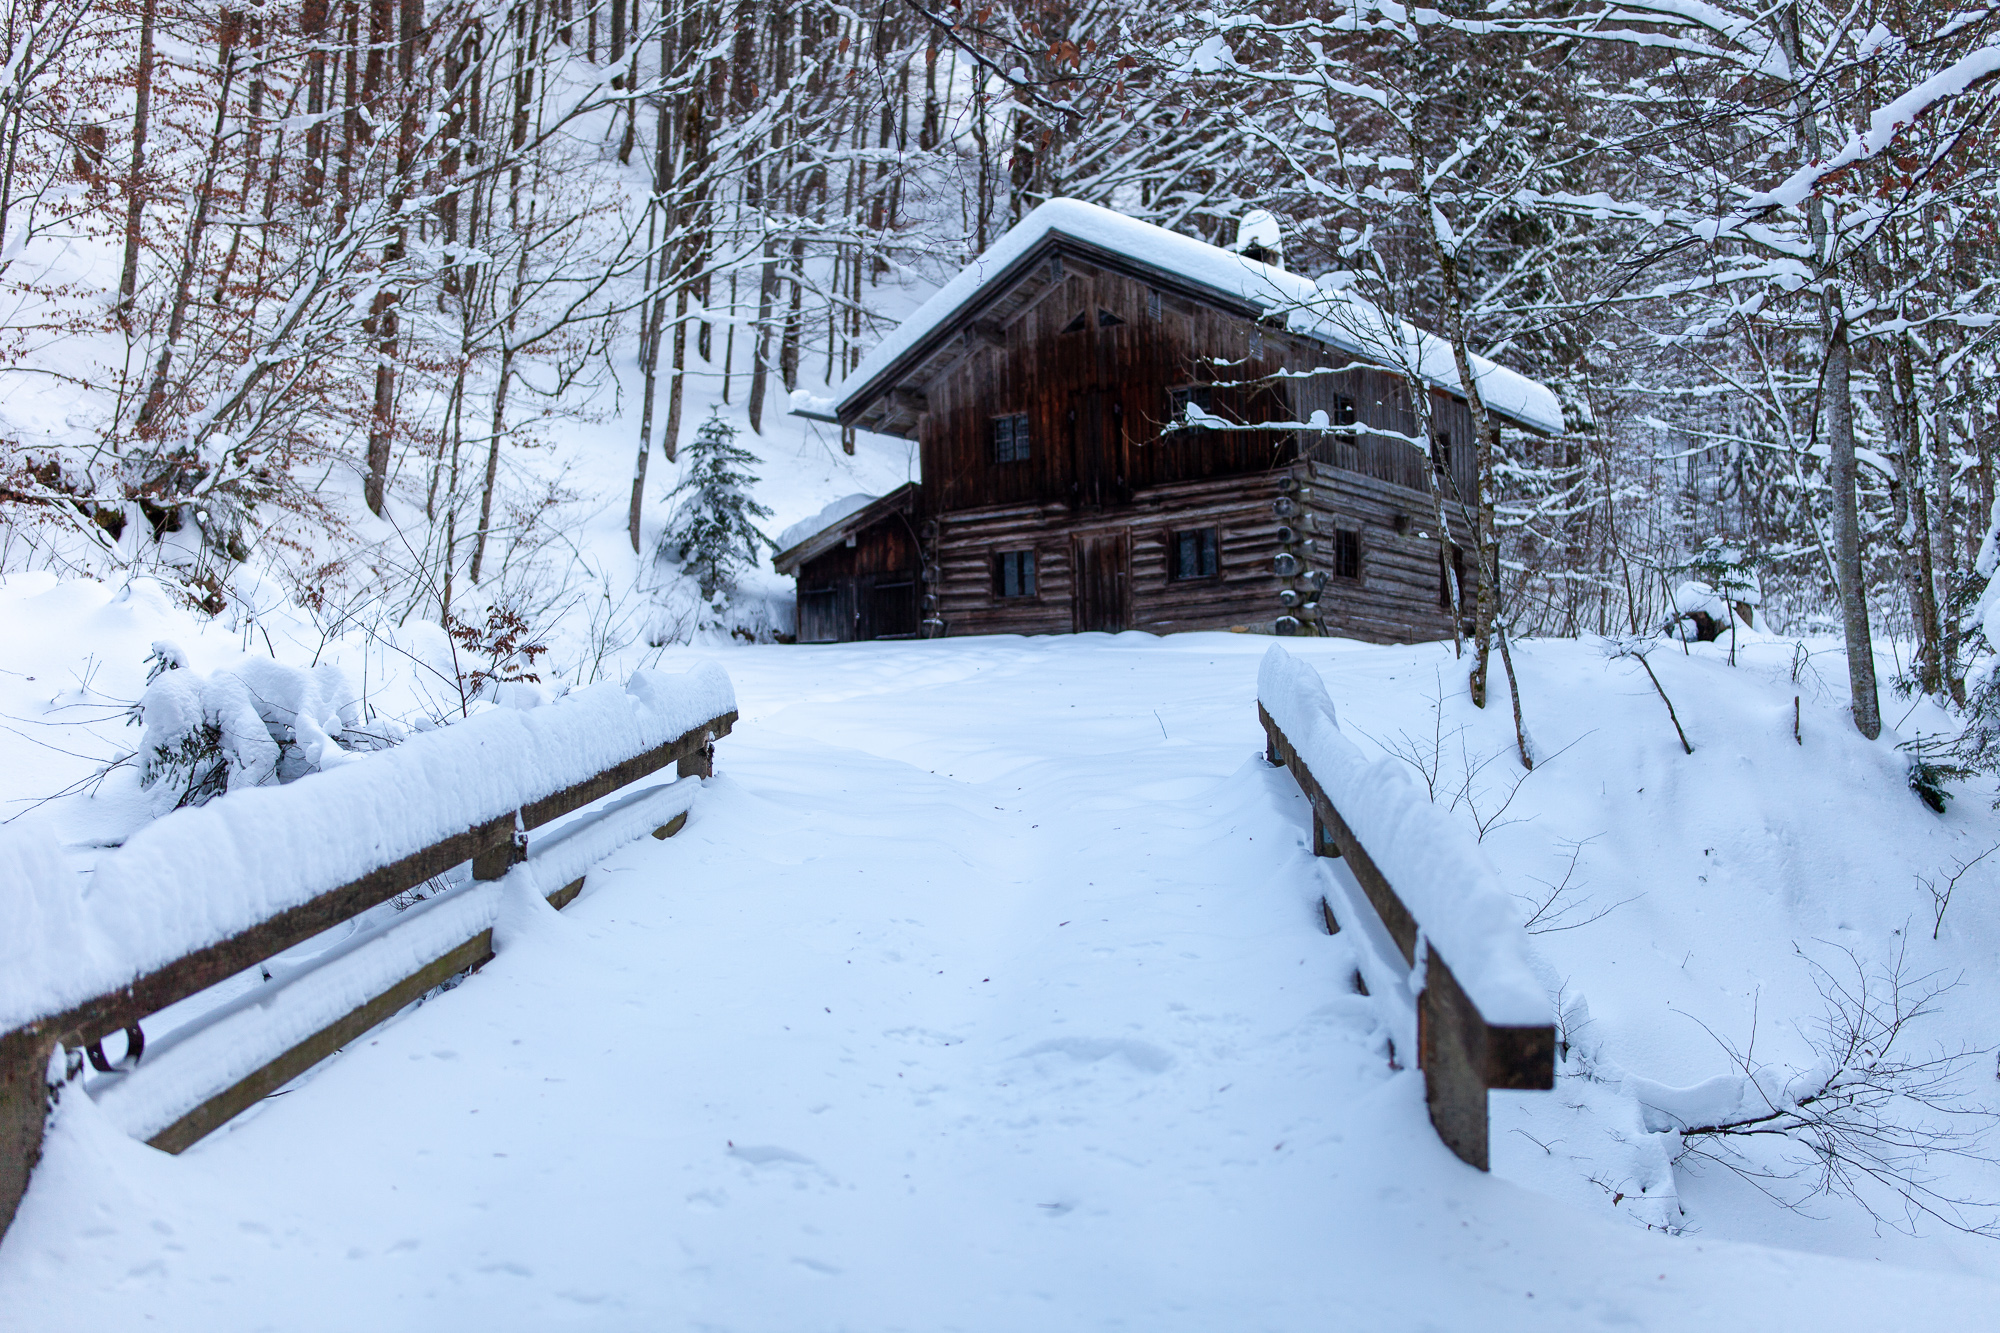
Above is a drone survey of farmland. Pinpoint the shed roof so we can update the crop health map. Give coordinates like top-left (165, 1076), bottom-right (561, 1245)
top-left (832, 198), bottom-right (1564, 439)
top-left (770, 483), bottom-right (919, 576)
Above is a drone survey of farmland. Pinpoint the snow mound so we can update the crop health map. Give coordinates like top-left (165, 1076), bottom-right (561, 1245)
top-left (1257, 645), bottom-right (1547, 1025)
top-left (134, 649), bottom-right (362, 813)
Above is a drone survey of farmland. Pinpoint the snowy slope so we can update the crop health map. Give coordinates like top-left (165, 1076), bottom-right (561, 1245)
top-left (3, 632), bottom-right (1997, 1329)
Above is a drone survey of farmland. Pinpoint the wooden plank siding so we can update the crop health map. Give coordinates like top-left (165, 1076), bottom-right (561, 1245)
top-left (933, 475), bottom-right (1292, 636)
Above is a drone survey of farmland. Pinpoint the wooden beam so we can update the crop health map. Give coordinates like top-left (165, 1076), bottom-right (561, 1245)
top-left (150, 801), bottom-right (699, 1154)
top-left (32, 811), bottom-right (516, 1056)
top-left (147, 929), bottom-right (497, 1155)
top-left (0, 1028), bottom-right (50, 1239)
top-left (965, 319), bottom-right (1005, 350)
top-left (518, 715), bottom-right (734, 831)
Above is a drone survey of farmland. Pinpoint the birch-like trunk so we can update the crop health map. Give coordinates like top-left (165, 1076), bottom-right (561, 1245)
top-left (1826, 311), bottom-right (1882, 738)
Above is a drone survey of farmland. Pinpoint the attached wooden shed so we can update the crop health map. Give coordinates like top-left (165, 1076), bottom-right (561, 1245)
top-left (800, 199), bottom-right (1563, 642)
top-left (771, 484), bottom-right (923, 643)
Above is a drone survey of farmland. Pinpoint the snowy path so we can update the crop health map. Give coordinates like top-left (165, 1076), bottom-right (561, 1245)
top-left (4, 635), bottom-right (1996, 1330)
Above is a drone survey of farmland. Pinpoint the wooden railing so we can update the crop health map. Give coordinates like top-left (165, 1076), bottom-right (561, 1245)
top-left (0, 703), bottom-right (735, 1240)
top-left (1258, 684), bottom-right (1554, 1169)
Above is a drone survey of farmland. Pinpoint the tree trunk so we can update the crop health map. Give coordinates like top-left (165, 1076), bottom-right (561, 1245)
top-left (1826, 311), bottom-right (1882, 739)
top-left (471, 344), bottom-right (514, 584)
top-left (302, 0), bottom-right (330, 203)
top-left (364, 0), bottom-right (426, 517)
top-left (135, 16), bottom-right (242, 434)
top-left (629, 272), bottom-right (669, 551)
top-left (1424, 225), bottom-right (1500, 709)
top-left (117, 0), bottom-right (159, 328)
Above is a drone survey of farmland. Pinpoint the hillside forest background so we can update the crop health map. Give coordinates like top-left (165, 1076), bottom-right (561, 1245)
top-left (0, 0), bottom-right (1997, 748)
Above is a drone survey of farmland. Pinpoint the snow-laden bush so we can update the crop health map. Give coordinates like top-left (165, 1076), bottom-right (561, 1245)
top-left (131, 642), bottom-right (365, 813)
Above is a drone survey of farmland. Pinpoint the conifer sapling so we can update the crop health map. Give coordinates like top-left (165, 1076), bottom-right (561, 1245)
top-left (662, 411), bottom-right (773, 600)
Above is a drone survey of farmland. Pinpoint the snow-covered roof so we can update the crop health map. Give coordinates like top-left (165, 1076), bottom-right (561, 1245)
top-left (777, 493), bottom-right (880, 555)
top-left (771, 484), bottom-right (918, 575)
top-left (835, 198), bottom-right (1564, 437)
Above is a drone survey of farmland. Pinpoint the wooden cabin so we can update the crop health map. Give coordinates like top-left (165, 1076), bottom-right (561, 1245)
top-left (789, 199), bottom-right (1562, 643)
top-left (771, 484), bottom-right (922, 643)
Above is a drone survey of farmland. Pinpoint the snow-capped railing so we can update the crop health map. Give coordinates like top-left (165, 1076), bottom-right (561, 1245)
top-left (0, 666), bottom-right (737, 1239)
top-left (1257, 646), bottom-right (1553, 1170)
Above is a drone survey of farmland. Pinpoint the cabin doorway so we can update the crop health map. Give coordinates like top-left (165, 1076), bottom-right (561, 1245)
top-left (859, 577), bottom-right (919, 640)
top-left (1068, 386), bottom-right (1126, 508)
top-left (1072, 529), bottom-right (1130, 633)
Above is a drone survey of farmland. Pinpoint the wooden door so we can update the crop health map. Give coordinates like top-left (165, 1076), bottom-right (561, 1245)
top-left (1071, 530), bottom-right (1130, 633)
top-left (797, 585), bottom-right (849, 643)
top-left (1068, 386), bottom-right (1126, 509)
top-left (859, 577), bottom-right (919, 640)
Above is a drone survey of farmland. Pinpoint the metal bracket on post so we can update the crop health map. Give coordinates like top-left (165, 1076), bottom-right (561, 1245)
top-left (471, 809), bottom-right (526, 881)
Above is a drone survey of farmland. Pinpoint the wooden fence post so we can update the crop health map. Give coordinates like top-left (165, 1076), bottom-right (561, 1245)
top-left (677, 734), bottom-right (715, 779)
top-left (1417, 948), bottom-right (1491, 1169)
top-left (0, 1028), bottom-right (53, 1237)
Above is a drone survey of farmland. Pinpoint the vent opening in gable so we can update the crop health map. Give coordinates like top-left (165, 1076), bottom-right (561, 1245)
top-left (1061, 311), bottom-right (1089, 334)
top-left (1097, 308), bottom-right (1124, 328)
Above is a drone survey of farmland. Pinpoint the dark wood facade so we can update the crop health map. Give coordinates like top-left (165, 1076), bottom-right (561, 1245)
top-left (773, 485), bottom-right (922, 643)
top-left (819, 231), bottom-right (1539, 643)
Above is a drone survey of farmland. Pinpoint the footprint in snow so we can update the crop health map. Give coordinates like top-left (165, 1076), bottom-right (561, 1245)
top-left (884, 1027), bottom-right (965, 1047)
top-left (1014, 1036), bottom-right (1174, 1074)
top-left (728, 1143), bottom-right (816, 1167)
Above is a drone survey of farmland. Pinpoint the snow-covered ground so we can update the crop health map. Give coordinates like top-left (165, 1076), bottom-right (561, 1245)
top-left (5, 631), bottom-right (1999, 1329)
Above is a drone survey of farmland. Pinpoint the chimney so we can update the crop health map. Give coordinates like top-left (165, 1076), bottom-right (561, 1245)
top-left (1235, 210), bottom-right (1283, 269)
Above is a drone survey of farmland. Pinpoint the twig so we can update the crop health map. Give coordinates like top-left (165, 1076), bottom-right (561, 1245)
top-left (1634, 653), bottom-right (1694, 755)
top-left (1608, 638), bottom-right (1693, 754)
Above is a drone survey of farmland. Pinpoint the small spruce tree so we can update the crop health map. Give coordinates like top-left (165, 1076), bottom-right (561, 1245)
top-left (662, 411), bottom-right (773, 599)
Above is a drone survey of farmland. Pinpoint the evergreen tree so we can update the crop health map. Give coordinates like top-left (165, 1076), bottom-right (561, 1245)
top-left (662, 411), bottom-right (773, 599)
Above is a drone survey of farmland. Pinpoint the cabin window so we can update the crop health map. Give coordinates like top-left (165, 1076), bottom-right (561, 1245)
top-left (1097, 308), bottom-right (1124, 328)
top-left (1433, 431), bottom-right (1452, 480)
top-left (1061, 311), bottom-right (1089, 334)
top-left (1168, 384), bottom-right (1215, 430)
top-left (995, 549), bottom-right (1037, 598)
top-left (1332, 394), bottom-right (1358, 442)
top-left (992, 413), bottom-right (1031, 463)
top-left (1147, 288), bottom-right (1162, 321)
top-left (1330, 529), bottom-right (1361, 580)
top-left (1168, 527), bottom-right (1220, 581)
